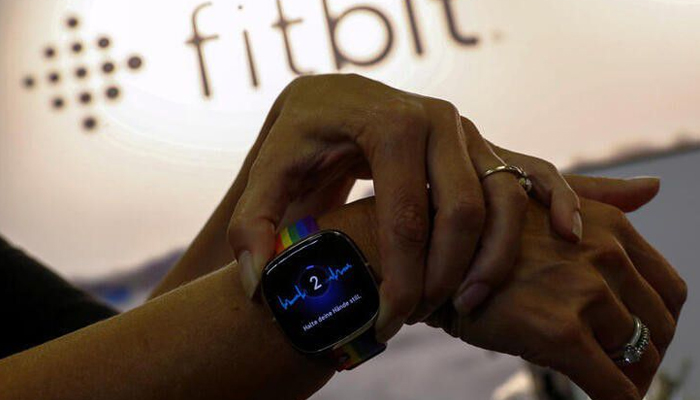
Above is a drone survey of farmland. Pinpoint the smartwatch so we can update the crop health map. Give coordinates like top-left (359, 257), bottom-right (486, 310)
top-left (260, 216), bottom-right (386, 371)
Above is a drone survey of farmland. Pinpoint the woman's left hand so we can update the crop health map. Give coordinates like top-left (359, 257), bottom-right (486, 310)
top-left (425, 197), bottom-right (685, 399)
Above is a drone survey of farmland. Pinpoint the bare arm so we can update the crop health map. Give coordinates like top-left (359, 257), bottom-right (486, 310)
top-left (0, 199), bottom-right (378, 400)
top-left (1, 195), bottom-right (680, 400)
top-left (1, 263), bottom-right (333, 399)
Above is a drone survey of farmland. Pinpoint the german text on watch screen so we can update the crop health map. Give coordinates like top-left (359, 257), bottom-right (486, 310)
top-left (262, 231), bottom-right (379, 353)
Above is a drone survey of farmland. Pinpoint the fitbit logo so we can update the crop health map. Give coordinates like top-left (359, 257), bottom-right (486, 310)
top-left (187, 0), bottom-right (484, 98)
top-left (20, 15), bottom-right (144, 132)
top-left (18, 1), bottom-right (492, 131)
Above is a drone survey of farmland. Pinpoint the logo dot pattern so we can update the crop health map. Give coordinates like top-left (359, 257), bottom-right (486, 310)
top-left (21, 15), bottom-right (145, 132)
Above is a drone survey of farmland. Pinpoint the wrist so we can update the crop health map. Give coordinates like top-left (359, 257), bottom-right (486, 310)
top-left (265, 210), bottom-right (386, 371)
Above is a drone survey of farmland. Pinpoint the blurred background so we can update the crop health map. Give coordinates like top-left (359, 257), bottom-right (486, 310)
top-left (1, 0), bottom-right (698, 398)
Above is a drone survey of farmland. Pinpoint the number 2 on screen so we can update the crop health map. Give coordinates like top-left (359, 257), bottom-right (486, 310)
top-left (310, 275), bottom-right (322, 291)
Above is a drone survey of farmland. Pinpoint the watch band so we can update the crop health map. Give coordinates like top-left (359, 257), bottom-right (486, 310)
top-left (275, 217), bottom-right (386, 371)
top-left (275, 216), bottom-right (319, 255)
top-left (330, 328), bottom-right (386, 371)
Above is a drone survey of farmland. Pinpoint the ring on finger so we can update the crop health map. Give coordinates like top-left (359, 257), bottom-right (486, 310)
top-left (480, 165), bottom-right (533, 193)
top-left (608, 315), bottom-right (651, 367)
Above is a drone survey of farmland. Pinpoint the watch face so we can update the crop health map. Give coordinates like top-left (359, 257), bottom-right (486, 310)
top-left (261, 230), bottom-right (380, 354)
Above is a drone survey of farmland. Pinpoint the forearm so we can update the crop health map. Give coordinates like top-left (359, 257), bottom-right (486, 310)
top-left (1, 264), bottom-right (334, 400)
top-left (1, 199), bottom-right (379, 400)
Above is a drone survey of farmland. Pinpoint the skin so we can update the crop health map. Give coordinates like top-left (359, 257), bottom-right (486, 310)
top-left (0, 196), bottom-right (684, 400)
top-left (153, 120), bottom-right (661, 299)
top-left (227, 74), bottom-right (595, 342)
top-left (424, 198), bottom-right (686, 399)
top-left (2, 76), bottom-right (671, 400)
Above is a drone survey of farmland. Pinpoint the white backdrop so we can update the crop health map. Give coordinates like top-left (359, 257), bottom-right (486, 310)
top-left (1, 0), bottom-right (700, 277)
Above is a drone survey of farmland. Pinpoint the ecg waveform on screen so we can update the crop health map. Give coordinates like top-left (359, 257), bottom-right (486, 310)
top-left (326, 263), bottom-right (352, 282)
top-left (278, 264), bottom-right (353, 310)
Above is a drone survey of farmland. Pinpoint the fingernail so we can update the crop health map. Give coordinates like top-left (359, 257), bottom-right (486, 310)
top-left (572, 211), bottom-right (583, 242)
top-left (238, 251), bottom-right (258, 299)
top-left (628, 176), bottom-right (660, 182)
top-left (628, 176), bottom-right (661, 188)
top-left (375, 302), bottom-right (403, 343)
top-left (453, 283), bottom-right (491, 315)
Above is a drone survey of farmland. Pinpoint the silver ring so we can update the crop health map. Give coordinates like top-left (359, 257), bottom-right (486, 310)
top-left (480, 165), bottom-right (533, 193)
top-left (609, 316), bottom-right (651, 366)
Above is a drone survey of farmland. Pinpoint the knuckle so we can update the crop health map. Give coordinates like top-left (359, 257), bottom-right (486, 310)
top-left (286, 74), bottom-right (315, 93)
top-left (583, 280), bottom-right (614, 306)
top-left (573, 277), bottom-right (616, 317)
top-left (563, 268), bottom-right (616, 311)
top-left (227, 212), bottom-right (247, 235)
top-left (391, 201), bottom-right (429, 247)
top-left (548, 319), bottom-right (586, 349)
top-left (431, 98), bottom-right (459, 116)
top-left (285, 76), bottom-right (303, 91)
top-left (592, 239), bottom-right (628, 268)
top-left (460, 115), bottom-right (478, 133)
top-left (344, 72), bottom-right (365, 82)
top-left (382, 98), bottom-right (428, 134)
top-left (674, 276), bottom-right (689, 311)
top-left (226, 215), bottom-right (250, 249)
top-left (428, 98), bottom-right (463, 131)
top-left (656, 314), bottom-right (677, 349)
top-left (664, 275), bottom-right (689, 319)
top-left (598, 202), bottom-right (629, 230)
top-left (443, 196), bottom-right (486, 232)
top-left (288, 74), bottom-right (307, 87)
top-left (227, 210), bottom-right (278, 254)
top-left (535, 159), bottom-right (559, 176)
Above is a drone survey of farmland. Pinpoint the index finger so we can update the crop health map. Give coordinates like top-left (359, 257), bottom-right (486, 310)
top-left (361, 122), bottom-right (430, 343)
top-left (452, 119), bottom-right (529, 315)
top-left (408, 102), bottom-right (485, 323)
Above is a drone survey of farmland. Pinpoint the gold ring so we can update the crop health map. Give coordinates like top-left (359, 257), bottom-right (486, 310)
top-left (480, 165), bottom-right (533, 193)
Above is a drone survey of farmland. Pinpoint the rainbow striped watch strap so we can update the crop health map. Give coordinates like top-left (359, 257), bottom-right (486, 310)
top-left (275, 216), bottom-right (319, 254)
top-left (275, 217), bottom-right (386, 371)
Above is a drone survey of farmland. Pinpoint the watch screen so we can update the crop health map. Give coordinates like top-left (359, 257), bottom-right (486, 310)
top-left (261, 231), bottom-right (380, 354)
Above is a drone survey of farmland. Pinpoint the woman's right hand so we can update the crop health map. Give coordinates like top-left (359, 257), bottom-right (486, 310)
top-left (424, 198), bottom-right (686, 400)
top-left (228, 73), bottom-right (655, 343)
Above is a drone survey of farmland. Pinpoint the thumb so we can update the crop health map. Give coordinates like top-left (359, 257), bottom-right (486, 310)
top-left (280, 177), bottom-right (355, 227)
top-left (564, 175), bottom-right (660, 212)
top-left (228, 178), bottom-right (293, 299)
